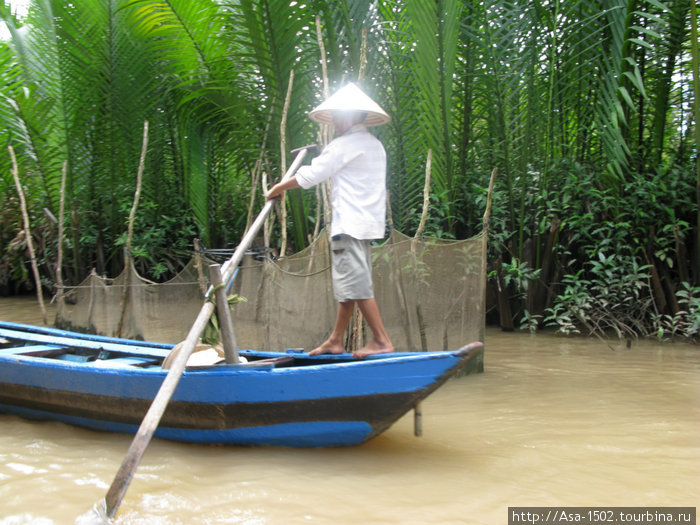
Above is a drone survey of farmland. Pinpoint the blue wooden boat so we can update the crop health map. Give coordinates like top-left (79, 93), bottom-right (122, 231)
top-left (0, 320), bottom-right (483, 447)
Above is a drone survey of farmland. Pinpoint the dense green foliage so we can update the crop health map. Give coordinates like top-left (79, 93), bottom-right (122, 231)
top-left (0, 0), bottom-right (698, 340)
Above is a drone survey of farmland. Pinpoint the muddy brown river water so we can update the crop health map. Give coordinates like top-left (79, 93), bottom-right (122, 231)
top-left (0, 296), bottom-right (698, 524)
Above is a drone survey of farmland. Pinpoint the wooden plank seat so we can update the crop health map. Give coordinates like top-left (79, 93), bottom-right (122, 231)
top-left (93, 350), bottom-right (161, 368)
top-left (0, 344), bottom-right (293, 369)
top-left (244, 355), bottom-right (295, 368)
top-left (0, 344), bottom-right (159, 367)
top-left (0, 327), bottom-right (172, 359)
top-left (189, 354), bottom-right (297, 369)
top-left (0, 344), bottom-right (68, 357)
top-left (93, 356), bottom-right (162, 368)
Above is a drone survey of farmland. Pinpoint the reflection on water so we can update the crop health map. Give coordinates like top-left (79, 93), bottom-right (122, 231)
top-left (0, 297), bottom-right (698, 524)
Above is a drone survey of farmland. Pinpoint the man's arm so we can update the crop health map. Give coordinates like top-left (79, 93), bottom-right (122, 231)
top-left (266, 175), bottom-right (301, 201)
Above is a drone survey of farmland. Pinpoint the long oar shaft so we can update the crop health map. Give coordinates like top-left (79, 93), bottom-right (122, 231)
top-left (104, 147), bottom-right (310, 519)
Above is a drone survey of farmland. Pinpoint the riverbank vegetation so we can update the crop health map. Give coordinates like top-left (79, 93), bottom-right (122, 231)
top-left (0, 0), bottom-right (698, 342)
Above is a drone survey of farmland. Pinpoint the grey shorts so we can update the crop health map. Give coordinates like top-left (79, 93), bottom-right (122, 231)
top-left (331, 234), bottom-right (374, 302)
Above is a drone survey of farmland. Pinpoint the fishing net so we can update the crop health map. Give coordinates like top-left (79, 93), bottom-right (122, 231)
top-left (56, 228), bottom-right (486, 354)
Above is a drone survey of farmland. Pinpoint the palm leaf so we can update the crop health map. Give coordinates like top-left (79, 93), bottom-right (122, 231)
top-left (235, 0), bottom-right (319, 249)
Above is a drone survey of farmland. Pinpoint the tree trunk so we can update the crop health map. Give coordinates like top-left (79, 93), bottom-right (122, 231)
top-left (495, 256), bottom-right (514, 331)
top-left (535, 217), bottom-right (561, 316)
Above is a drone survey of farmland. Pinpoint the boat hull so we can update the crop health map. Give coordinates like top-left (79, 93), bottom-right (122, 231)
top-left (0, 321), bottom-right (482, 447)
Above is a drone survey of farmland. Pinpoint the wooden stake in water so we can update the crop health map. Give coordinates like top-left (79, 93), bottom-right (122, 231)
top-left (9, 146), bottom-right (47, 325)
top-left (208, 263), bottom-right (240, 364)
top-left (414, 401), bottom-right (423, 437)
top-left (116, 121), bottom-right (149, 338)
top-left (56, 161), bottom-right (68, 313)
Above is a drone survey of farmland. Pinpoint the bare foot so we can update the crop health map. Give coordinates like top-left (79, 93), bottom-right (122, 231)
top-left (353, 340), bottom-right (394, 359)
top-left (308, 340), bottom-right (346, 356)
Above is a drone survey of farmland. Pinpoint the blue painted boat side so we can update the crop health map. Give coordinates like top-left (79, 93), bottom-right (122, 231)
top-left (0, 403), bottom-right (374, 447)
top-left (174, 354), bottom-right (464, 402)
top-left (0, 349), bottom-right (463, 403)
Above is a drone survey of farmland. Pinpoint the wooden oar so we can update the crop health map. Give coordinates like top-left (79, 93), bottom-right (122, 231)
top-left (103, 146), bottom-right (311, 519)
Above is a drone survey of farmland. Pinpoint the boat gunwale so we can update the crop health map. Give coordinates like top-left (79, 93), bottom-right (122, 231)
top-left (0, 343), bottom-right (472, 376)
top-left (0, 321), bottom-right (479, 377)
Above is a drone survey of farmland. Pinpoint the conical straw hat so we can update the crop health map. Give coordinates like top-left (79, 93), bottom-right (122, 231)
top-left (309, 82), bottom-right (390, 126)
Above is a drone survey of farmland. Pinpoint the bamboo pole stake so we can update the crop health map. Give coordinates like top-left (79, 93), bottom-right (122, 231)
top-left (208, 263), bottom-right (240, 364)
top-left (126, 121), bottom-right (149, 265)
top-left (262, 171), bottom-right (272, 249)
top-left (482, 168), bottom-right (497, 342)
top-left (482, 168), bottom-right (497, 230)
top-left (192, 239), bottom-right (208, 295)
top-left (116, 121), bottom-right (149, 338)
top-left (414, 149), bottom-right (432, 242)
top-left (312, 185), bottom-right (322, 241)
top-left (385, 191), bottom-right (394, 231)
top-left (56, 160), bottom-right (67, 316)
top-left (279, 69), bottom-right (294, 256)
top-left (358, 27), bottom-right (367, 82)
top-left (259, 93), bottom-right (278, 252)
top-left (411, 149), bottom-right (432, 353)
top-left (411, 149), bottom-right (433, 437)
top-left (316, 15), bottom-right (330, 101)
top-left (9, 146), bottom-right (48, 325)
top-left (246, 159), bottom-right (263, 233)
top-left (414, 402), bottom-right (423, 437)
top-left (315, 15), bottom-right (333, 230)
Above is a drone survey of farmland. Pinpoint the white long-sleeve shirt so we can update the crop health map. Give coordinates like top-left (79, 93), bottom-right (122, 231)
top-left (295, 124), bottom-right (387, 240)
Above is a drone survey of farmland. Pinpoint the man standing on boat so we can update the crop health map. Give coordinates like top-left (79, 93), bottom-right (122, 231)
top-left (266, 82), bottom-right (394, 359)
